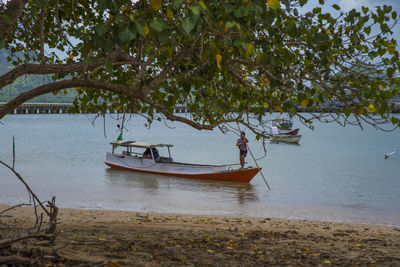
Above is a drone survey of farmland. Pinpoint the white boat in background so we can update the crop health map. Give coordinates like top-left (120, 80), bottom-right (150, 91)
top-left (271, 134), bottom-right (301, 144)
top-left (269, 118), bottom-right (301, 144)
top-left (105, 140), bottom-right (260, 183)
top-left (385, 145), bottom-right (400, 159)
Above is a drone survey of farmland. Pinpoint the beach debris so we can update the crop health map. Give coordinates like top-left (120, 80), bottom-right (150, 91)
top-left (0, 141), bottom-right (59, 265)
top-left (333, 232), bottom-right (349, 237)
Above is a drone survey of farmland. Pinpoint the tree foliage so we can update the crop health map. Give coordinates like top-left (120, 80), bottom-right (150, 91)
top-left (0, 0), bottom-right (400, 135)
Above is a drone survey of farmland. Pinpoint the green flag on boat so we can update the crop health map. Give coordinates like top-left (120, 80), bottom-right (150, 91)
top-left (113, 129), bottom-right (123, 149)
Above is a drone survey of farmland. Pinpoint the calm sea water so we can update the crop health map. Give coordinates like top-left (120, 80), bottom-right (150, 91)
top-left (0, 114), bottom-right (399, 225)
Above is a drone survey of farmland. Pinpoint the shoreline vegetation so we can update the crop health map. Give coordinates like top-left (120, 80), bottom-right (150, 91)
top-left (1, 205), bottom-right (399, 266)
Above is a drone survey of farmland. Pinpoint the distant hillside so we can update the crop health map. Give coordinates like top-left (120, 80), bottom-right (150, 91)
top-left (0, 49), bottom-right (76, 103)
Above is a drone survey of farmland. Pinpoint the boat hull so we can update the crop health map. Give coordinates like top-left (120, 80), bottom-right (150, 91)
top-left (272, 135), bottom-right (301, 143)
top-left (105, 152), bottom-right (260, 183)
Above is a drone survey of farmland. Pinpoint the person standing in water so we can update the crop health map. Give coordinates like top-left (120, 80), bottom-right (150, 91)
top-left (236, 131), bottom-right (249, 169)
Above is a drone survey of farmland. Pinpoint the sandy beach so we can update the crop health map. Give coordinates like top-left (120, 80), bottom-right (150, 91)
top-left (1, 204), bottom-right (400, 266)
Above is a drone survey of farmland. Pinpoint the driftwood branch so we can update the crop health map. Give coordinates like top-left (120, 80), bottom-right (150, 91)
top-left (45, 197), bottom-right (58, 234)
top-left (0, 254), bottom-right (31, 264)
top-left (0, 142), bottom-right (59, 257)
top-left (9, 243), bottom-right (58, 256)
top-left (0, 160), bottom-right (50, 216)
top-left (8, 244), bottom-right (106, 264)
top-left (0, 233), bottom-right (54, 248)
top-left (12, 136), bottom-right (15, 169)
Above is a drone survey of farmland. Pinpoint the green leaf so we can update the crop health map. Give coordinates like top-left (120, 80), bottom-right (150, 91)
top-left (364, 26), bottom-right (371, 35)
top-left (135, 22), bottom-right (145, 36)
top-left (118, 26), bottom-right (136, 43)
top-left (343, 107), bottom-right (351, 117)
top-left (97, 0), bottom-right (109, 12)
top-left (182, 19), bottom-right (195, 34)
top-left (225, 21), bottom-right (234, 29)
top-left (3, 13), bottom-right (14, 25)
top-left (144, 24), bottom-right (150, 36)
top-left (105, 60), bottom-right (113, 72)
top-left (246, 43), bottom-right (254, 55)
top-left (254, 5), bottom-right (263, 16)
top-left (166, 6), bottom-right (174, 18)
top-left (234, 7), bottom-right (248, 18)
top-left (150, 0), bottom-right (162, 11)
top-left (199, 1), bottom-right (208, 11)
top-left (216, 54), bottom-right (222, 69)
top-left (173, 0), bottom-right (184, 8)
top-left (103, 39), bottom-right (114, 53)
top-left (299, 0), bottom-right (307, 7)
top-left (157, 31), bottom-right (169, 44)
top-left (312, 7), bottom-right (321, 14)
top-left (150, 19), bottom-right (166, 32)
top-left (267, 0), bottom-right (280, 10)
top-left (392, 11), bottom-right (398, 20)
top-left (332, 4), bottom-right (340, 11)
top-left (314, 32), bottom-right (326, 43)
top-left (241, 42), bottom-right (249, 50)
top-left (391, 117), bottom-right (400, 125)
top-left (191, 6), bottom-right (200, 16)
top-left (387, 67), bottom-right (395, 78)
top-left (96, 24), bottom-right (110, 36)
top-left (318, 0), bottom-right (324, 5)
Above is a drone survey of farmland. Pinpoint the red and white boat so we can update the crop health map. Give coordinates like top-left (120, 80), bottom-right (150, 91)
top-left (105, 140), bottom-right (260, 183)
top-left (270, 119), bottom-right (301, 144)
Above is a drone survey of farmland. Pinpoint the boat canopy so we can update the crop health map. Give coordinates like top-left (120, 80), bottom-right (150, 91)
top-left (110, 140), bottom-right (173, 148)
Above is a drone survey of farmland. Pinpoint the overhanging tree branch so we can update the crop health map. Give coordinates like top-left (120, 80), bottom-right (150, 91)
top-left (0, 52), bottom-right (145, 89)
top-left (0, 79), bottom-right (140, 119)
top-left (142, 96), bottom-right (244, 131)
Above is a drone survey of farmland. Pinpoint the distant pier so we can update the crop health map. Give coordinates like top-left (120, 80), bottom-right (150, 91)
top-left (0, 103), bottom-right (189, 114)
top-left (0, 103), bottom-right (399, 114)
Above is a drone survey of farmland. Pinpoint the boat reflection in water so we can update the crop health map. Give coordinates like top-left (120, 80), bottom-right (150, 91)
top-left (105, 168), bottom-right (258, 205)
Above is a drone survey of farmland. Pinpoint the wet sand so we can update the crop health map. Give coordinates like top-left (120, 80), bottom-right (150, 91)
top-left (1, 205), bottom-right (400, 266)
